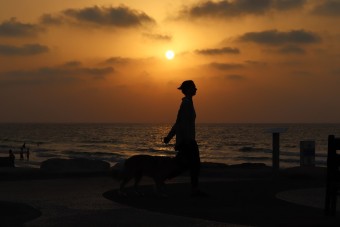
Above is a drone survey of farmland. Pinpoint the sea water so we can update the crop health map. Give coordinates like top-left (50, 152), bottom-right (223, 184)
top-left (1, 123), bottom-right (340, 168)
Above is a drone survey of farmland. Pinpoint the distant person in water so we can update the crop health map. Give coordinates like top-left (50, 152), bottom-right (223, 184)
top-left (164, 80), bottom-right (207, 197)
top-left (20, 142), bottom-right (26, 160)
top-left (9, 149), bottom-right (15, 167)
top-left (9, 149), bottom-right (15, 160)
top-left (26, 148), bottom-right (30, 160)
top-left (20, 147), bottom-right (24, 160)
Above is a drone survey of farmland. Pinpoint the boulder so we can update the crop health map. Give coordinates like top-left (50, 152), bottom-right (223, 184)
top-left (0, 157), bottom-right (15, 168)
top-left (40, 158), bottom-right (110, 174)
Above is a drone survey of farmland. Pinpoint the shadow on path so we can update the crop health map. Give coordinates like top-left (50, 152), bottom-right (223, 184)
top-left (0, 201), bottom-right (41, 226)
top-left (103, 179), bottom-right (340, 226)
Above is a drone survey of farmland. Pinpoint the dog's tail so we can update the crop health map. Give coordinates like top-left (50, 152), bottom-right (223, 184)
top-left (110, 161), bottom-right (125, 181)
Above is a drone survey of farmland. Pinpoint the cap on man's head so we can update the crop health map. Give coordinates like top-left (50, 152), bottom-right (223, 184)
top-left (177, 80), bottom-right (195, 90)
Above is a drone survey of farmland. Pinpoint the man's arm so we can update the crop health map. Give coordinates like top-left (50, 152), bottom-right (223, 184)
top-left (164, 123), bottom-right (177, 144)
top-left (164, 102), bottom-right (183, 144)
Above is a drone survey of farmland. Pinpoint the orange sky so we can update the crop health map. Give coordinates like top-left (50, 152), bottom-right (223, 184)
top-left (0, 0), bottom-right (340, 123)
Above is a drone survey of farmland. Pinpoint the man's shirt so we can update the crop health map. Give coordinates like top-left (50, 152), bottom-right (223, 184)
top-left (167, 97), bottom-right (196, 147)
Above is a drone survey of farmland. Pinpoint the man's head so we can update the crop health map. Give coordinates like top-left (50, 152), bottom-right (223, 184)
top-left (178, 80), bottom-right (197, 96)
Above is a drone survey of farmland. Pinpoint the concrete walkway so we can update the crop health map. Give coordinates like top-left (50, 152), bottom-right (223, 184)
top-left (0, 176), bottom-right (239, 226)
top-left (0, 165), bottom-right (338, 226)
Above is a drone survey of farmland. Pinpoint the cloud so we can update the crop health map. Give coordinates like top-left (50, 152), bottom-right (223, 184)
top-left (0, 64), bottom-right (114, 86)
top-left (290, 70), bottom-right (314, 77)
top-left (209, 62), bottom-right (244, 70)
top-left (60, 5), bottom-right (156, 28)
top-left (238, 29), bottom-right (321, 45)
top-left (311, 0), bottom-right (340, 17)
top-left (143, 33), bottom-right (172, 41)
top-left (211, 73), bottom-right (246, 82)
top-left (245, 60), bottom-right (267, 66)
top-left (330, 68), bottom-right (340, 76)
top-left (277, 45), bottom-right (306, 54)
top-left (0, 18), bottom-right (44, 37)
top-left (179, 0), bottom-right (307, 19)
top-left (196, 47), bottom-right (240, 55)
top-left (180, 0), bottom-right (270, 19)
top-left (104, 57), bottom-right (132, 65)
top-left (272, 0), bottom-right (307, 11)
top-left (40, 14), bottom-right (64, 25)
top-left (225, 74), bottom-right (246, 80)
top-left (102, 56), bottom-right (160, 67)
top-left (0, 44), bottom-right (49, 56)
top-left (62, 61), bottom-right (82, 68)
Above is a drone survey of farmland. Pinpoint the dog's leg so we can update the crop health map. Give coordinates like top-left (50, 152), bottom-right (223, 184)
top-left (133, 173), bottom-right (144, 196)
top-left (119, 176), bottom-right (131, 197)
top-left (154, 178), bottom-right (168, 198)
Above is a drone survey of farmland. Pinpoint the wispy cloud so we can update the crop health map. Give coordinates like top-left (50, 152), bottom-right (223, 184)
top-left (143, 33), bottom-right (172, 41)
top-left (277, 45), bottom-right (306, 54)
top-left (196, 47), bottom-right (240, 55)
top-left (40, 5), bottom-right (156, 29)
top-left (0, 64), bottom-right (114, 86)
top-left (209, 62), bottom-right (244, 70)
top-left (330, 68), bottom-right (340, 76)
top-left (238, 29), bottom-right (321, 45)
top-left (40, 14), bottom-right (64, 25)
top-left (245, 60), bottom-right (267, 66)
top-left (311, 0), bottom-right (340, 17)
top-left (289, 70), bottom-right (314, 77)
top-left (103, 57), bottom-right (132, 65)
top-left (0, 44), bottom-right (49, 56)
top-left (273, 0), bottom-right (307, 11)
top-left (225, 74), bottom-right (246, 80)
top-left (61, 61), bottom-right (82, 68)
top-left (0, 18), bottom-right (44, 37)
top-left (178, 0), bottom-right (307, 19)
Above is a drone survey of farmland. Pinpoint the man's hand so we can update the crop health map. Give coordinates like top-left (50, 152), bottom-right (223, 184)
top-left (163, 137), bottom-right (171, 144)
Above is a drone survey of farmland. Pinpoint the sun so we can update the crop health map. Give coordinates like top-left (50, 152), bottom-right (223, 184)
top-left (165, 50), bottom-right (175, 60)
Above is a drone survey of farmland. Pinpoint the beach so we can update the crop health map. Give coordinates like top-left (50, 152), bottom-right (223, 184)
top-left (1, 162), bottom-right (340, 226)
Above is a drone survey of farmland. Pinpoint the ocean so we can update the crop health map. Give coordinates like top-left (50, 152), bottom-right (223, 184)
top-left (1, 123), bottom-right (340, 168)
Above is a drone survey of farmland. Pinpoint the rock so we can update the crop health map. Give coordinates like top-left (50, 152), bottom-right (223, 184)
top-left (40, 158), bottom-right (110, 173)
top-left (0, 157), bottom-right (15, 168)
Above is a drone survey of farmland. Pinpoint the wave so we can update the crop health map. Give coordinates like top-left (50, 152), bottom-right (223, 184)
top-left (0, 144), bottom-right (12, 150)
top-left (77, 144), bottom-right (110, 149)
top-left (236, 156), bottom-right (272, 162)
top-left (238, 146), bottom-right (272, 153)
top-left (36, 152), bottom-right (61, 158)
top-left (34, 148), bottom-right (56, 153)
top-left (79, 139), bottom-right (117, 144)
top-left (0, 139), bottom-right (45, 146)
top-left (135, 148), bottom-right (168, 153)
top-left (61, 149), bottom-right (124, 159)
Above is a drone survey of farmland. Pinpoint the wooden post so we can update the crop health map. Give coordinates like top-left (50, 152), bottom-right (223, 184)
top-left (272, 132), bottom-right (280, 172)
top-left (267, 128), bottom-right (287, 174)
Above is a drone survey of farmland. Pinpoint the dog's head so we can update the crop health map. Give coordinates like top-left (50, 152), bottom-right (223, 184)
top-left (110, 161), bottom-right (125, 180)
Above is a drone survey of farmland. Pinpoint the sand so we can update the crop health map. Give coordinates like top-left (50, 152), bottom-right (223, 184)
top-left (0, 163), bottom-right (339, 226)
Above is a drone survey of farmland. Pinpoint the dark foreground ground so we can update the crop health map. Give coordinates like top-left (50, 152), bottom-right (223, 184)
top-left (1, 163), bottom-right (340, 226)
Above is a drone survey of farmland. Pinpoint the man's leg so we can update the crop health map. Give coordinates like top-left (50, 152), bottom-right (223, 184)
top-left (188, 141), bottom-right (200, 189)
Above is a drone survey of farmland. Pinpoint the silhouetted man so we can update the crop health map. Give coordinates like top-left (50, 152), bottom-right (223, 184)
top-left (164, 80), bottom-right (206, 197)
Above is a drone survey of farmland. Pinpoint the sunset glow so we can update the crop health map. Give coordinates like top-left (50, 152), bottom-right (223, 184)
top-left (165, 50), bottom-right (175, 60)
top-left (1, 0), bottom-right (340, 123)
